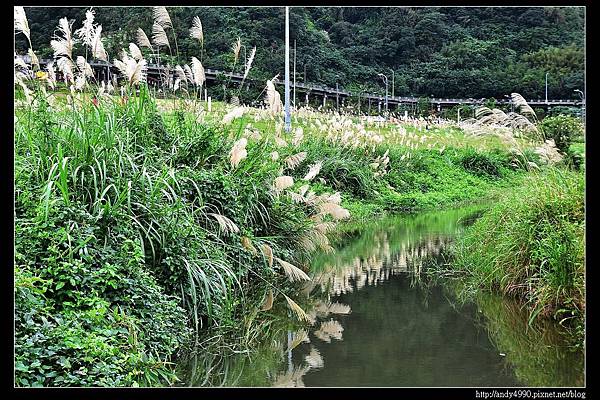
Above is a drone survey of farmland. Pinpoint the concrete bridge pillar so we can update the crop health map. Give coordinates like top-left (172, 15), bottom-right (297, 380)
top-left (306, 93), bottom-right (309, 107)
top-left (323, 94), bottom-right (327, 108)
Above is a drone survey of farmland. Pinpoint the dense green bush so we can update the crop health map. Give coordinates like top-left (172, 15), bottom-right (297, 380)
top-left (539, 115), bottom-right (584, 153)
top-left (15, 202), bottom-right (192, 387)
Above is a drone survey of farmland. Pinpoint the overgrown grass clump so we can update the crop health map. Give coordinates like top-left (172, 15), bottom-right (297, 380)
top-left (14, 87), bottom-right (320, 386)
top-left (451, 169), bottom-right (585, 344)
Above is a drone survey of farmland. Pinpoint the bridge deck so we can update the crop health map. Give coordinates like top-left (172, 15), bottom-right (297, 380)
top-left (27, 57), bottom-right (583, 107)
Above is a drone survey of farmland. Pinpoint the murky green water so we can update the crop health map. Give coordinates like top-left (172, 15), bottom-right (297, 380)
top-left (182, 206), bottom-right (584, 387)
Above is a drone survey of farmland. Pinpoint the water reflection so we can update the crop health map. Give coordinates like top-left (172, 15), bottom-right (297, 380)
top-left (180, 206), bottom-right (583, 387)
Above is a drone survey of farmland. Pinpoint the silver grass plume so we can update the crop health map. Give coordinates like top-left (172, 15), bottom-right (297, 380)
top-left (208, 213), bottom-right (240, 235)
top-left (275, 257), bottom-right (310, 282)
top-left (56, 57), bottom-right (74, 83)
top-left (46, 61), bottom-right (56, 89)
top-left (14, 7), bottom-right (31, 45)
top-left (284, 152), bottom-right (307, 169)
top-left (75, 8), bottom-right (95, 47)
top-left (189, 16), bottom-right (203, 45)
top-left (191, 56), bottom-right (205, 87)
top-left (152, 6), bottom-right (172, 30)
top-left (283, 294), bottom-right (311, 323)
top-left (232, 37), bottom-right (241, 63)
top-left (51, 17), bottom-right (74, 59)
top-left (261, 244), bottom-right (274, 268)
top-left (151, 22), bottom-right (170, 49)
top-left (136, 28), bottom-right (152, 49)
top-left (114, 53), bottom-right (147, 86)
top-left (261, 290), bottom-right (274, 311)
top-left (91, 25), bottom-right (107, 61)
top-left (287, 329), bottom-right (310, 352)
top-left (243, 46), bottom-right (256, 80)
top-left (303, 161), bottom-right (323, 181)
top-left (274, 176), bottom-right (294, 192)
top-left (229, 137), bottom-right (248, 167)
top-left (174, 65), bottom-right (187, 83)
top-left (223, 106), bottom-right (246, 124)
top-left (266, 78), bottom-right (282, 113)
top-left (27, 48), bottom-right (39, 70)
top-left (183, 64), bottom-right (194, 82)
top-left (305, 347), bottom-right (324, 369)
top-left (76, 56), bottom-right (93, 78)
top-left (129, 43), bottom-right (143, 61)
top-left (511, 92), bottom-right (538, 121)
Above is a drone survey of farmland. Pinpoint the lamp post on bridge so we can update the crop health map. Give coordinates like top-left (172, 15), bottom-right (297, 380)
top-left (545, 72), bottom-right (549, 103)
top-left (574, 89), bottom-right (585, 124)
top-left (390, 69), bottom-right (395, 99)
top-left (377, 73), bottom-right (388, 115)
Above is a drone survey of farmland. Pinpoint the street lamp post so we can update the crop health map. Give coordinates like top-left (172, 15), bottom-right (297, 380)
top-left (378, 73), bottom-right (388, 115)
top-left (284, 6), bottom-right (291, 132)
top-left (293, 39), bottom-right (297, 108)
top-left (545, 72), bottom-right (549, 103)
top-left (574, 89), bottom-right (585, 123)
top-left (336, 81), bottom-right (339, 111)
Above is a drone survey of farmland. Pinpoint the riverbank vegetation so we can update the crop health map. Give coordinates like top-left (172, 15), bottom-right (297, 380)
top-left (451, 169), bottom-right (585, 346)
top-left (14, 7), bottom-right (584, 387)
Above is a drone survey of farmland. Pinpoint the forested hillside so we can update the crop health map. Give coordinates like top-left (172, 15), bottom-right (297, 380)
top-left (17, 6), bottom-right (585, 99)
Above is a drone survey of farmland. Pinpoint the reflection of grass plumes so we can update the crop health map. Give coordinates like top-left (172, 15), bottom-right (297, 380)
top-left (474, 293), bottom-right (584, 387)
top-left (452, 170), bottom-right (584, 345)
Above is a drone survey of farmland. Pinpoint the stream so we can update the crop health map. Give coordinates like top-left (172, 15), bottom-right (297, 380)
top-left (182, 206), bottom-right (584, 387)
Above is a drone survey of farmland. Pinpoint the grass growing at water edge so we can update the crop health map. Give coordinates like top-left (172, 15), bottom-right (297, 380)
top-left (451, 169), bottom-right (585, 347)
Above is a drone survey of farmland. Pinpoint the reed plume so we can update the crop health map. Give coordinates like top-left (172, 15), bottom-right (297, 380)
top-left (243, 46), bottom-right (256, 80)
top-left (275, 257), bottom-right (310, 282)
top-left (75, 8), bottom-right (95, 47)
top-left (191, 56), bottom-right (205, 87)
top-left (228, 137), bottom-right (248, 167)
top-left (260, 244), bottom-right (274, 267)
top-left (232, 37), bottom-right (241, 64)
top-left (129, 43), bottom-right (143, 61)
top-left (303, 161), bottom-right (323, 181)
top-left (274, 175), bottom-right (294, 191)
top-left (151, 22), bottom-right (170, 49)
top-left (189, 16), bottom-right (203, 45)
top-left (91, 26), bottom-right (107, 61)
top-left (284, 152), bottom-right (307, 169)
top-left (208, 213), bottom-right (240, 235)
top-left (14, 7), bottom-right (30, 45)
top-left (222, 106), bottom-right (246, 124)
top-left (152, 6), bottom-right (173, 29)
top-left (136, 28), bottom-right (152, 49)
